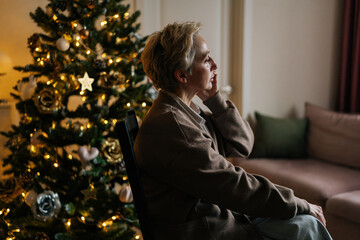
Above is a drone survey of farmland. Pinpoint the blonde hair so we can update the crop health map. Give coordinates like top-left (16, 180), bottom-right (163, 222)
top-left (141, 21), bottom-right (201, 92)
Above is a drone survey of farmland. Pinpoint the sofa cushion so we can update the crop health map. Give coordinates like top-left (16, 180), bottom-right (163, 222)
top-left (305, 103), bottom-right (360, 169)
top-left (326, 213), bottom-right (360, 240)
top-left (326, 190), bottom-right (360, 224)
top-left (231, 158), bottom-right (360, 207)
top-left (251, 111), bottom-right (308, 158)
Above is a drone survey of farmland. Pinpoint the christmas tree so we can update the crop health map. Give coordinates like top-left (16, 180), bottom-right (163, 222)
top-left (0, 0), bottom-right (154, 239)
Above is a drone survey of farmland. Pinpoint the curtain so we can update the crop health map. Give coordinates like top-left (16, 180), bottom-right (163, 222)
top-left (339, 0), bottom-right (360, 113)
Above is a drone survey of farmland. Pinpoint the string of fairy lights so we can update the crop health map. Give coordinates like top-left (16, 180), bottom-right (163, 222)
top-left (1, 1), bottom-right (151, 239)
top-left (1, 206), bottom-right (141, 240)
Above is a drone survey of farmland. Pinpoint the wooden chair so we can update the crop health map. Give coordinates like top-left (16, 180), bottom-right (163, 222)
top-left (115, 110), bottom-right (154, 240)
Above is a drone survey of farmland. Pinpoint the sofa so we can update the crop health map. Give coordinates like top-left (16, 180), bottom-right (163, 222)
top-left (229, 103), bottom-right (360, 240)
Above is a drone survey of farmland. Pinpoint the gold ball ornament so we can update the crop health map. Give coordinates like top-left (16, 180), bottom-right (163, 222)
top-left (101, 137), bottom-right (123, 163)
top-left (56, 37), bottom-right (70, 51)
top-left (33, 88), bottom-right (62, 114)
top-left (25, 189), bottom-right (38, 207)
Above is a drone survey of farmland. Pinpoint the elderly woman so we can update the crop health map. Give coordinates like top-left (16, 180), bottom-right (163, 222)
top-left (134, 22), bottom-right (332, 240)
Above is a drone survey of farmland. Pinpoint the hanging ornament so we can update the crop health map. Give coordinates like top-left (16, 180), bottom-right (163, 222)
top-left (95, 43), bottom-right (104, 57)
top-left (107, 95), bottom-right (117, 107)
top-left (67, 95), bottom-right (83, 111)
top-left (79, 28), bottom-right (90, 39)
top-left (94, 15), bottom-right (106, 31)
top-left (78, 72), bottom-right (94, 91)
top-left (69, 74), bottom-right (81, 90)
top-left (33, 88), bottom-right (62, 114)
top-left (104, 70), bottom-right (126, 86)
top-left (35, 232), bottom-right (50, 240)
top-left (78, 146), bottom-right (99, 164)
top-left (31, 190), bottom-right (61, 221)
top-left (118, 184), bottom-right (133, 203)
top-left (81, 186), bottom-right (97, 201)
top-left (30, 130), bottom-right (49, 148)
top-left (93, 59), bottom-right (106, 71)
top-left (17, 75), bottom-right (37, 100)
top-left (72, 121), bottom-right (83, 131)
top-left (25, 189), bottom-right (38, 207)
top-left (56, 37), bottom-right (70, 51)
top-left (101, 137), bottom-right (123, 164)
top-left (87, 0), bottom-right (96, 9)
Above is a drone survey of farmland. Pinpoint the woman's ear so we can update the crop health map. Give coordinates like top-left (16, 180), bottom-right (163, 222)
top-left (174, 69), bottom-right (187, 84)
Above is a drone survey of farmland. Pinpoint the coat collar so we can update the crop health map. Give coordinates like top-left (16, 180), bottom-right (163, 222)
top-left (156, 91), bottom-right (212, 138)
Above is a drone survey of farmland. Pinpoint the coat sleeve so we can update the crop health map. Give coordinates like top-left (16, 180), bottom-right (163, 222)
top-left (155, 109), bottom-right (310, 219)
top-left (202, 91), bottom-right (254, 158)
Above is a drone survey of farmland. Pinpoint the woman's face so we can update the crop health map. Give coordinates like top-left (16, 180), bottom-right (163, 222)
top-left (185, 34), bottom-right (217, 92)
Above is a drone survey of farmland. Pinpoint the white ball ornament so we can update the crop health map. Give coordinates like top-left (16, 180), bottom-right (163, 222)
top-left (118, 184), bottom-right (133, 203)
top-left (56, 37), bottom-right (70, 51)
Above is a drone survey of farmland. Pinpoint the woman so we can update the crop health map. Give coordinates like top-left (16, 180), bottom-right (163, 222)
top-left (134, 21), bottom-right (332, 240)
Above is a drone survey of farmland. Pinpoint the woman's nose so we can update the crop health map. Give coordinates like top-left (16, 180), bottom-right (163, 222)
top-left (211, 58), bottom-right (217, 70)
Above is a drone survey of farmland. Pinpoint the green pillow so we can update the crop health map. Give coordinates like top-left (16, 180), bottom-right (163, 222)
top-left (251, 111), bottom-right (308, 158)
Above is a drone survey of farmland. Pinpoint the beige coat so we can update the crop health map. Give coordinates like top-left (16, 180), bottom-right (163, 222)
top-left (134, 91), bottom-right (310, 240)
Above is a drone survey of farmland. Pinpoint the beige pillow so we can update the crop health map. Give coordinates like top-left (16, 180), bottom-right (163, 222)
top-left (305, 103), bottom-right (360, 169)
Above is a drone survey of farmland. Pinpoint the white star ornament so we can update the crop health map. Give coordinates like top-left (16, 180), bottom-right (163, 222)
top-left (78, 72), bottom-right (94, 91)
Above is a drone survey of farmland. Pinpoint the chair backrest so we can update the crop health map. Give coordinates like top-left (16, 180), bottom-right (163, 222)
top-left (115, 110), bottom-right (154, 240)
